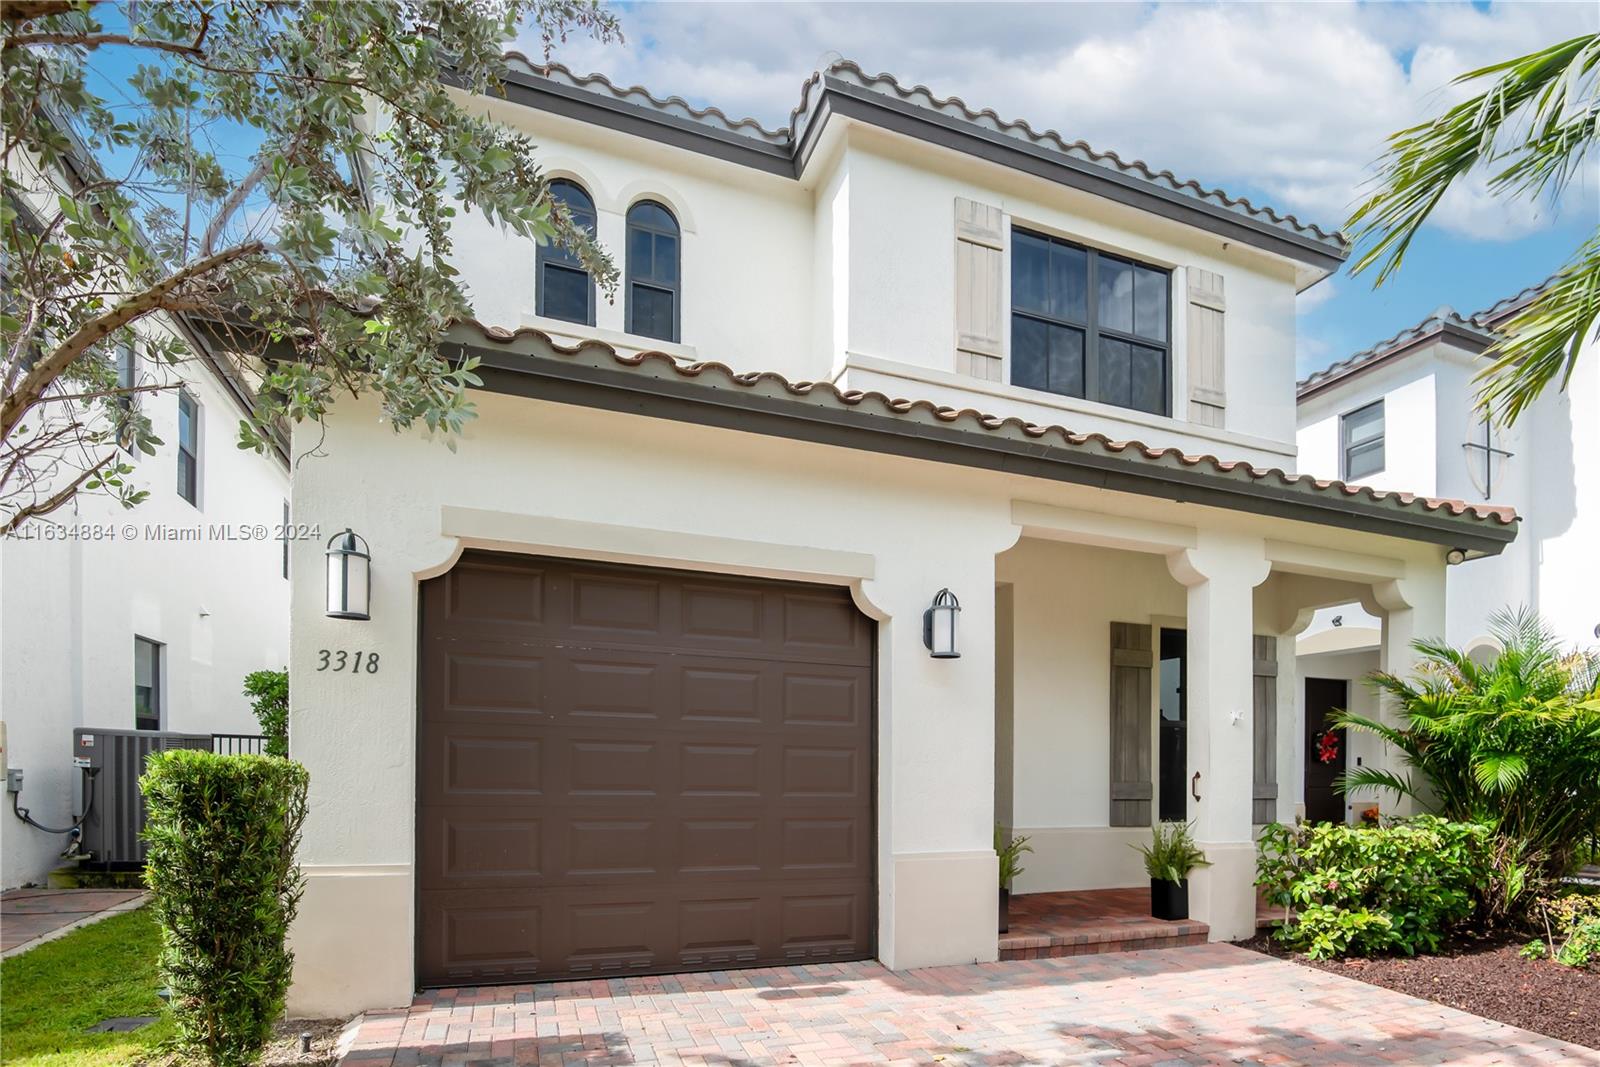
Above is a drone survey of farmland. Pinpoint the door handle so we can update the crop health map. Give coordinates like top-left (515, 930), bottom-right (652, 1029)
top-left (1191, 771), bottom-right (1202, 802)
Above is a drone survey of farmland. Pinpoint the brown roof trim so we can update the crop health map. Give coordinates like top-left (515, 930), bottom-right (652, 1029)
top-left (442, 322), bottom-right (1517, 554)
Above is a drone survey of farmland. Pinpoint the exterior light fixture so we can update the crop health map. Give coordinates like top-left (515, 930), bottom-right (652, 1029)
top-left (1445, 548), bottom-right (1468, 566)
top-left (325, 529), bottom-right (371, 620)
top-left (922, 588), bottom-right (961, 659)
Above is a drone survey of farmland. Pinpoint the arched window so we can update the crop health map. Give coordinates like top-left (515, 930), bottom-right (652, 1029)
top-left (537, 180), bottom-right (596, 326)
top-left (625, 200), bottom-right (680, 342)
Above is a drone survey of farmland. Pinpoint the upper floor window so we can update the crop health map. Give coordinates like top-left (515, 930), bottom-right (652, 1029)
top-left (177, 388), bottom-right (199, 505)
top-left (625, 200), bottom-right (680, 342)
top-left (116, 340), bottom-right (137, 453)
top-left (1011, 228), bottom-right (1170, 415)
top-left (537, 179), bottom-right (597, 326)
top-left (135, 635), bottom-right (162, 730)
top-left (1341, 399), bottom-right (1384, 481)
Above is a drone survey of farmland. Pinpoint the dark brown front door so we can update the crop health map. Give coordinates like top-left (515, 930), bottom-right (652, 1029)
top-left (1304, 677), bottom-right (1348, 824)
top-left (417, 552), bottom-right (875, 986)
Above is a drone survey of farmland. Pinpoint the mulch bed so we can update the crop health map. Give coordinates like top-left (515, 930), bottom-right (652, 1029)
top-left (259, 1017), bottom-right (348, 1067)
top-left (1235, 933), bottom-right (1600, 1050)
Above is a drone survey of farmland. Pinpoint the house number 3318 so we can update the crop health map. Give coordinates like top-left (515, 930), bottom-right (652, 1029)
top-left (317, 650), bottom-right (380, 673)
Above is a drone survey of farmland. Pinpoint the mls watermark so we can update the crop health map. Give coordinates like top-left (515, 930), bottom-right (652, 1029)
top-left (5, 522), bottom-right (323, 543)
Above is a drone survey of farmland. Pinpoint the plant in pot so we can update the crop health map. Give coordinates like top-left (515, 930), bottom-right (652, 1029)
top-left (1134, 821), bottom-right (1209, 921)
top-left (995, 824), bottom-right (1033, 933)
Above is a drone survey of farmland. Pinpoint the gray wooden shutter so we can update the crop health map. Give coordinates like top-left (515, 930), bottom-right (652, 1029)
top-left (954, 197), bottom-right (1004, 382)
top-left (1252, 635), bottom-right (1278, 825)
top-left (1109, 622), bottom-right (1153, 827)
top-left (1187, 268), bottom-right (1226, 427)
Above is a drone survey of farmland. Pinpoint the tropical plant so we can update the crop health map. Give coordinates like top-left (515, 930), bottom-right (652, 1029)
top-left (1529, 891), bottom-right (1600, 968)
top-left (995, 823), bottom-right (1032, 888)
top-left (1335, 608), bottom-right (1600, 882)
top-left (1256, 816), bottom-right (1493, 959)
top-left (140, 750), bottom-right (309, 1067)
top-left (0, 0), bottom-right (621, 533)
top-left (1346, 32), bottom-right (1599, 425)
top-left (1134, 821), bottom-right (1209, 884)
top-left (242, 668), bottom-right (288, 758)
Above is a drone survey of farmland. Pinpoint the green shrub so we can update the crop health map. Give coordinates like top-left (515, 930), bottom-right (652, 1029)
top-left (141, 751), bottom-right (309, 1067)
top-left (1338, 608), bottom-right (1600, 891)
top-left (995, 824), bottom-right (1032, 888)
top-left (1134, 821), bottom-right (1210, 883)
top-left (1256, 815), bottom-right (1492, 959)
top-left (1531, 891), bottom-right (1600, 968)
top-left (242, 669), bottom-right (289, 757)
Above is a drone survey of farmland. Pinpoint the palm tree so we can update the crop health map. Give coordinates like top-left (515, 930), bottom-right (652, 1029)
top-left (1346, 33), bottom-right (1599, 425)
top-left (1335, 608), bottom-right (1600, 878)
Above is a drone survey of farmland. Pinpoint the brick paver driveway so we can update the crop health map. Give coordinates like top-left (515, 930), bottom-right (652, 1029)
top-left (339, 944), bottom-right (1595, 1066)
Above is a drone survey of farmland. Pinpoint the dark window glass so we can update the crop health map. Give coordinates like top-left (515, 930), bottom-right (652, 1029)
top-left (117, 342), bottom-right (137, 453)
top-left (1341, 400), bottom-right (1385, 481)
top-left (135, 636), bottom-right (161, 730)
top-left (626, 200), bottom-right (680, 342)
top-left (1158, 628), bottom-right (1187, 823)
top-left (177, 390), bottom-right (198, 505)
top-left (1098, 256), bottom-right (1134, 335)
top-left (537, 180), bottom-right (596, 325)
top-left (1010, 228), bottom-right (1169, 415)
top-left (1134, 266), bottom-right (1169, 342)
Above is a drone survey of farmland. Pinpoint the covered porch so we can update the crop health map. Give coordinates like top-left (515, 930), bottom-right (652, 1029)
top-left (992, 501), bottom-right (1452, 944)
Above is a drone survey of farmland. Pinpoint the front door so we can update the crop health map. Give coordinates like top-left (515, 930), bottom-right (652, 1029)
top-left (1303, 677), bottom-right (1347, 824)
top-left (1157, 628), bottom-right (1187, 823)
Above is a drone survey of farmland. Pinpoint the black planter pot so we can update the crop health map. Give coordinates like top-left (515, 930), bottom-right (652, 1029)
top-left (999, 888), bottom-right (1011, 933)
top-left (1151, 878), bottom-right (1189, 921)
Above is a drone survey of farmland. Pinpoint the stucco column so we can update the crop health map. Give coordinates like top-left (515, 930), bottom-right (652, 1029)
top-left (1367, 571), bottom-right (1446, 817)
top-left (1167, 534), bottom-right (1270, 941)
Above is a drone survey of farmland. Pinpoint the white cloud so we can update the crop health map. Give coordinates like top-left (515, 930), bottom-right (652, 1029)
top-left (1297, 281), bottom-right (1337, 316)
top-left (526, 1), bottom-right (1598, 242)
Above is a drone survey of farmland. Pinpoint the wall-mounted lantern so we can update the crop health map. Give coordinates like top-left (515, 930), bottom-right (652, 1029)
top-left (922, 588), bottom-right (961, 659)
top-left (325, 529), bottom-right (371, 620)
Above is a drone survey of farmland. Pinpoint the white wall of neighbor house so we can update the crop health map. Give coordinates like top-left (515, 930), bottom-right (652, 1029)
top-left (1297, 329), bottom-right (1600, 655)
top-left (0, 331), bottom-right (290, 890)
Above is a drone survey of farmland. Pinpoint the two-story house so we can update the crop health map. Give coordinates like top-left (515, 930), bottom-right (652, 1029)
top-left (1292, 284), bottom-right (1598, 824)
top-left (0, 142), bottom-right (293, 891)
top-left (283, 59), bottom-right (1518, 1015)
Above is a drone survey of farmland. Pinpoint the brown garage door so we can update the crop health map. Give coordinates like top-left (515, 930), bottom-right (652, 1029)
top-left (417, 552), bottom-right (875, 986)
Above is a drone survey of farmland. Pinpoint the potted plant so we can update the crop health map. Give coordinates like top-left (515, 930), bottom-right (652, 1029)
top-left (995, 823), bottom-right (1032, 933)
top-left (1134, 821), bottom-right (1209, 921)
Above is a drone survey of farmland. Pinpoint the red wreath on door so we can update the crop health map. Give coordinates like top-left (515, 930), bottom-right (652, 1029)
top-left (1316, 728), bottom-right (1341, 765)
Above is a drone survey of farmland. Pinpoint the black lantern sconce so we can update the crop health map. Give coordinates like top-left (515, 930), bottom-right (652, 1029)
top-left (922, 588), bottom-right (961, 659)
top-left (325, 529), bottom-right (371, 620)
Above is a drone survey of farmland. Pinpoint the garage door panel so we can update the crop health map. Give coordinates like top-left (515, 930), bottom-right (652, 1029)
top-left (419, 552), bottom-right (873, 986)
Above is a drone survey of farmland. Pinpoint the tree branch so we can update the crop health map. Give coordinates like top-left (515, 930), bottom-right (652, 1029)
top-left (201, 158), bottom-right (266, 257)
top-left (0, 241), bottom-right (264, 441)
top-left (0, 450), bottom-right (116, 536)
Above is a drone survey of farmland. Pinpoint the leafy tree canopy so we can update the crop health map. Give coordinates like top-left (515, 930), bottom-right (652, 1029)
top-left (1, 0), bottom-right (620, 532)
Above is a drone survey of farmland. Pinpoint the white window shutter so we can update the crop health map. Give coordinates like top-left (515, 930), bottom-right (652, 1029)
top-left (954, 197), bottom-right (1004, 381)
top-left (1186, 268), bottom-right (1226, 427)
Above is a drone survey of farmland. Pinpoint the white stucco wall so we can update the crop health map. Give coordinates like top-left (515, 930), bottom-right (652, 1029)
top-left (0, 338), bottom-right (290, 889)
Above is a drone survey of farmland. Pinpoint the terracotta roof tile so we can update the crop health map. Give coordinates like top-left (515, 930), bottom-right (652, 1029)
top-left (456, 321), bottom-right (1517, 530)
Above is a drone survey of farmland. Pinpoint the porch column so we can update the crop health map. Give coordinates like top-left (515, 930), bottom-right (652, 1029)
top-left (1167, 534), bottom-right (1270, 941)
top-left (1367, 571), bottom-right (1446, 816)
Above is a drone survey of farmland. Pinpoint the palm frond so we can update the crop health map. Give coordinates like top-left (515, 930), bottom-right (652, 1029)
top-left (1476, 240), bottom-right (1600, 425)
top-left (1335, 766), bottom-right (1416, 802)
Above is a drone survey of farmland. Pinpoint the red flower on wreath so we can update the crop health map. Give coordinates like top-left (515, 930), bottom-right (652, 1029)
top-left (1316, 728), bottom-right (1341, 765)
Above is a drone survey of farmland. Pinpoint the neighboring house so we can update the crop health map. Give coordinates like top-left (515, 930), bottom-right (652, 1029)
top-left (0, 158), bottom-right (292, 890)
top-left (284, 58), bottom-right (1518, 1015)
top-left (1293, 287), bottom-right (1599, 824)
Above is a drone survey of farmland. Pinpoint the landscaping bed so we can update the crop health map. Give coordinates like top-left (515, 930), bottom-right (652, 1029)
top-left (1237, 933), bottom-right (1600, 1050)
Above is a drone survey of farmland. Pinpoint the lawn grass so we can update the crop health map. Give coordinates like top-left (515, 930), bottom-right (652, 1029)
top-left (0, 904), bottom-right (174, 1067)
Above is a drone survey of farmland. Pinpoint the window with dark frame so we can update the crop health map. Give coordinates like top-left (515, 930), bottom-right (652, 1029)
top-left (116, 341), bottom-right (137, 453)
top-left (625, 200), bottom-right (680, 343)
top-left (134, 635), bottom-right (162, 730)
top-left (1341, 399), bottom-right (1385, 481)
top-left (177, 389), bottom-right (198, 505)
top-left (537, 180), bottom-right (598, 326)
top-left (1010, 228), bottom-right (1170, 415)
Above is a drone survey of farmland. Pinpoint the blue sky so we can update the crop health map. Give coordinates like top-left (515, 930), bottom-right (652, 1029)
top-left (532, 1), bottom-right (1599, 379)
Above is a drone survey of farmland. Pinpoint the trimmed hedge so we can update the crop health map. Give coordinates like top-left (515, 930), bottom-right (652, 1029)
top-left (1256, 815), bottom-right (1492, 959)
top-left (141, 751), bottom-right (309, 1067)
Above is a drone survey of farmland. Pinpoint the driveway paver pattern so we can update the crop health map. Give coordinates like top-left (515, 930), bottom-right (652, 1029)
top-left (337, 943), bottom-right (1597, 1066)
